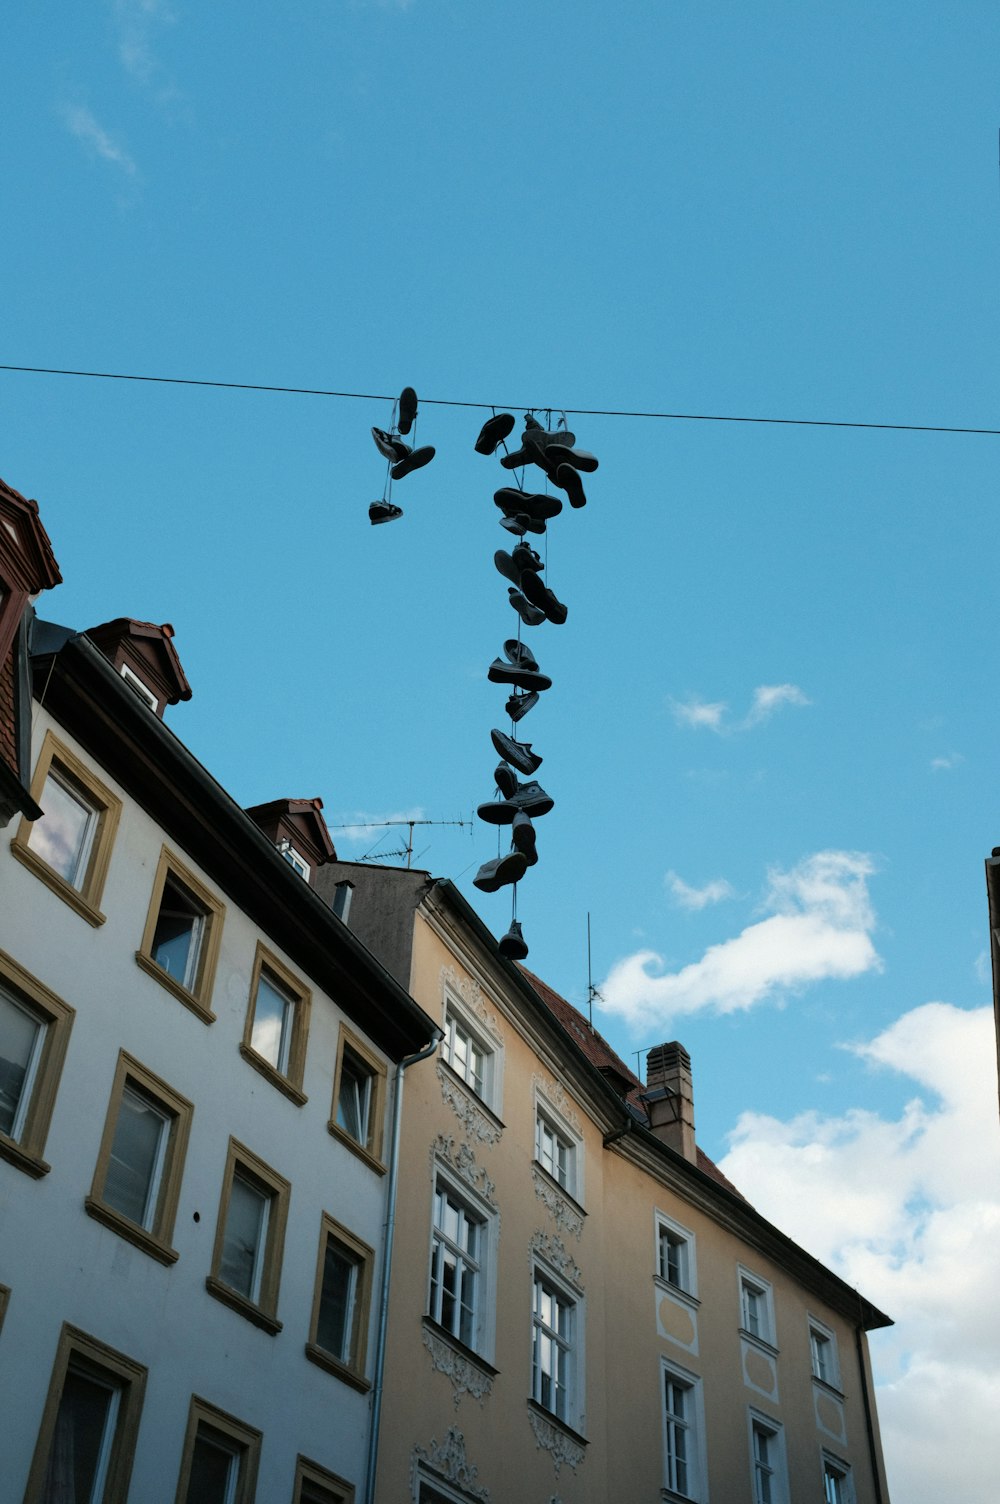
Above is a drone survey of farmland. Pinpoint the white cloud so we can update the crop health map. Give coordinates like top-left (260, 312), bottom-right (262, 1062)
top-left (671, 684), bottom-right (810, 735)
top-left (600, 851), bottom-right (880, 1028)
top-left (114, 0), bottom-right (175, 85)
top-left (62, 105), bottom-right (137, 176)
top-left (742, 682), bottom-right (811, 727)
top-left (333, 807), bottom-right (426, 848)
top-left (719, 1003), bottom-right (1000, 1504)
top-left (666, 871), bottom-right (735, 911)
top-left (670, 696), bottom-right (728, 731)
top-left (930, 752), bottom-right (963, 771)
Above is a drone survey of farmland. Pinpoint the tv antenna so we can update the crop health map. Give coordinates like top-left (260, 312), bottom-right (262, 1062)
top-left (586, 912), bottom-right (604, 1029)
top-left (330, 817), bottom-right (470, 869)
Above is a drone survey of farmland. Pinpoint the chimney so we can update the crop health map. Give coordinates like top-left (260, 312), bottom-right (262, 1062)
top-left (643, 1042), bottom-right (696, 1163)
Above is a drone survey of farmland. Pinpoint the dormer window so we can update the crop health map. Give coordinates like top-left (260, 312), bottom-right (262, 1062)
top-left (278, 841), bottom-right (311, 882)
top-left (119, 664), bottom-right (159, 713)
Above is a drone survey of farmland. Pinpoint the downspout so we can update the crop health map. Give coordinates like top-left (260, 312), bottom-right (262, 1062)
top-left (363, 1029), bottom-right (443, 1504)
top-left (854, 1321), bottom-right (886, 1504)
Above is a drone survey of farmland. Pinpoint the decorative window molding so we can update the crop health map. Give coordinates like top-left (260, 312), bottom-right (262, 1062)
top-left (533, 1082), bottom-right (584, 1208)
top-left (532, 1072), bottom-right (582, 1136)
top-left (294, 1453), bottom-right (355, 1504)
top-left (421, 1321), bottom-right (496, 1408)
top-left (0, 949), bottom-right (74, 1179)
top-left (174, 1395), bottom-right (262, 1504)
top-left (85, 1050), bottom-right (193, 1265)
top-left (530, 1257), bottom-right (586, 1438)
top-left (432, 1134), bottom-right (497, 1206)
top-left (440, 967), bottom-right (505, 1116)
top-left (822, 1450), bottom-right (856, 1503)
top-left (748, 1409), bottom-right (789, 1504)
top-left (23, 1324), bottom-right (147, 1504)
top-left (329, 1026), bottom-right (388, 1172)
top-left (531, 1165), bottom-right (584, 1240)
top-left (135, 846), bottom-right (225, 1023)
top-left (661, 1358), bottom-right (708, 1503)
top-left (206, 1137), bottom-right (290, 1333)
top-left (411, 1427), bottom-right (491, 1504)
top-left (12, 731), bottom-right (122, 926)
top-left (428, 1164), bottom-right (499, 1363)
top-left (305, 1213), bottom-right (374, 1391)
top-left (240, 942), bottom-right (311, 1105)
top-left (526, 1404), bottom-right (587, 1477)
top-left (529, 1231), bottom-right (583, 1292)
top-left (436, 1061), bottom-right (503, 1146)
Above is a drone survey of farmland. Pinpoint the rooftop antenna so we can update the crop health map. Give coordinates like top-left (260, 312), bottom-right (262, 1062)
top-left (330, 817), bottom-right (470, 869)
top-left (586, 912), bottom-right (604, 1029)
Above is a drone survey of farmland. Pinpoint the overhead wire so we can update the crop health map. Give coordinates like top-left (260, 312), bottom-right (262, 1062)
top-left (1, 363), bottom-right (998, 438)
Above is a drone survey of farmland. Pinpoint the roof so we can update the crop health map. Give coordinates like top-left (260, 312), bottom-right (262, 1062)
top-left (85, 617), bottom-right (192, 705)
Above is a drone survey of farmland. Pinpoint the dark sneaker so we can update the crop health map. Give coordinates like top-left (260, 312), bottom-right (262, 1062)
top-left (495, 550), bottom-right (523, 587)
top-left (369, 501), bottom-right (403, 525)
top-left (553, 462), bottom-right (586, 509)
top-left (487, 658), bottom-right (552, 692)
top-left (494, 487), bottom-right (563, 524)
top-left (508, 588), bottom-right (546, 626)
top-left (494, 760), bottom-right (519, 798)
top-left (503, 639), bottom-right (539, 671)
top-left (520, 571), bottom-right (568, 625)
top-left (397, 386), bottom-right (418, 435)
top-left (500, 446), bottom-right (533, 470)
top-left (523, 426), bottom-right (576, 453)
top-left (511, 810), bottom-right (537, 864)
top-left (473, 850), bottom-right (528, 892)
top-left (546, 444), bottom-right (599, 473)
top-left (475, 413), bottom-right (516, 455)
top-left (498, 919), bottom-right (529, 960)
top-left (372, 427), bottom-right (410, 463)
top-left (506, 690), bottom-right (539, 722)
top-left (491, 727), bottom-right (542, 774)
top-left (499, 514), bottom-right (530, 537)
top-left (477, 778), bottom-right (553, 824)
top-left (512, 542), bottom-right (543, 573)
top-left (391, 445), bottom-right (435, 480)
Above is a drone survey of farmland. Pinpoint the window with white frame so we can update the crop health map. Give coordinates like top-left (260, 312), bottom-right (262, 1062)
top-left (279, 840), bottom-right (311, 881)
top-left (809, 1318), bottom-right (840, 1387)
top-left (429, 1178), bottom-right (486, 1352)
top-left (823, 1453), bottom-right (854, 1504)
top-left (656, 1212), bottom-right (697, 1298)
top-left (535, 1104), bottom-right (578, 1197)
top-left (442, 1004), bottom-right (489, 1097)
top-left (330, 1028), bottom-right (387, 1166)
top-left (662, 1359), bottom-right (705, 1500)
top-left (531, 1270), bottom-right (579, 1426)
top-left (749, 1413), bottom-right (788, 1504)
top-left (119, 663), bottom-right (159, 712)
top-left (739, 1267), bottom-right (777, 1347)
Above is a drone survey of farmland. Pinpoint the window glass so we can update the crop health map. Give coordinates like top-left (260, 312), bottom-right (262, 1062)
top-left (664, 1375), bottom-right (690, 1494)
top-left (532, 1276), bottom-right (572, 1420)
top-left (104, 1087), bottom-right (169, 1227)
top-left (753, 1424), bottom-right (775, 1503)
top-left (151, 874), bottom-right (206, 991)
top-left (29, 769), bottom-right (97, 888)
top-left (220, 1175), bottom-right (268, 1301)
top-left (429, 1184), bottom-right (481, 1348)
top-left (250, 972), bottom-right (294, 1072)
top-left (660, 1227), bottom-right (685, 1287)
top-left (536, 1115), bottom-right (570, 1188)
top-left (0, 988), bottom-right (44, 1138)
top-left (336, 1051), bottom-right (372, 1145)
top-left (443, 1009), bottom-right (485, 1095)
top-left (42, 1365), bottom-right (120, 1502)
top-left (185, 1429), bottom-right (240, 1504)
top-left (316, 1240), bottom-right (360, 1361)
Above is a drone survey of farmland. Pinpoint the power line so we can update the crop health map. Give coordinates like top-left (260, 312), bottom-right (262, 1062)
top-left (1, 361), bottom-right (998, 437)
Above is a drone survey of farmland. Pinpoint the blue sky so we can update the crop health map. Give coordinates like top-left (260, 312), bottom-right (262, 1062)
top-left (5, 4), bottom-right (1000, 1497)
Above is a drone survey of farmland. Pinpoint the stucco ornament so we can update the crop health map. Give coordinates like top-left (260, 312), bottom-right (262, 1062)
top-left (532, 1072), bottom-right (582, 1134)
top-left (441, 965), bottom-right (505, 1043)
top-left (437, 1062), bottom-right (502, 1145)
top-left (531, 1165), bottom-right (583, 1239)
top-left (411, 1427), bottom-right (490, 1502)
top-left (527, 1408), bottom-right (585, 1476)
top-left (529, 1231), bottom-right (584, 1290)
top-left (433, 1134), bottom-right (497, 1204)
top-left (422, 1324), bottom-right (495, 1408)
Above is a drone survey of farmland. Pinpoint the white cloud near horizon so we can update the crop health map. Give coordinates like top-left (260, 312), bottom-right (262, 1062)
top-left (334, 807), bottom-right (426, 846)
top-left (671, 683), bottom-right (810, 735)
top-left (666, 871), bottom-right (736, 911)
top-left (930, 752), bottom-right (963, 771)
top-left (62, 105), bottom-right (137, 176)
top-left (719, 1002), bottom-right (1000, 1504)
top-left (600, 850), bottom-right (879, 1028)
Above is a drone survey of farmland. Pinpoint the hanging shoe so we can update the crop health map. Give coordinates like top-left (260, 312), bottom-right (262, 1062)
top-left (487, 658), bottom-right (552, 692)
top-left (523, 426), bottom-right (577, 453)
top-left (494, 488), bottom-right (562, 524)
top-left (500, 446), bottom-right (532, 470)
top-left (491, 728), bottom-right (542, 775)
top-left (477, 780), bottom-right (554, 823)
top-left (546, 444), bottom-right (599, 473)
top-left (391, 446), bottom-right (435, 480)
top-left (508, 588), bottom-right (546, 626)
top-left (511, 810), bottom-right (537, 865)
top-left (494, 760), bottom-right (519, 797)
top-left (503, 639), bottom-right (539, 672)
top-left (495, 550), bottom-right (522, 587)
top-left (506, 690), bottom-right (539, 722)
top-left (553, 462), bottom-right (586, 509)
top-left (475, 413), bottom-right (516, 455)
top-left (372, 427), bottom-right (410, 463)
top-left (498, 919), bottom-right (529, 960)
top-left (473, 850), bottom-right (528, 892)
top-left (512, 542), bottom-right (543, 573)
top-left (520, 571), bottom-right (568, 625)
top-left (397, 387), bottom-right (418, 435)
top-left (369, 501), bottom-right (403, 525)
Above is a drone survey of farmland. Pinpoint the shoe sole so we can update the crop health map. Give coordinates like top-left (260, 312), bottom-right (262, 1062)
top-left (494, 488), bottom-right (563, 523)
top-left (546, 444), bottom-right (599, 473)
top-left (473, 851), bottom-right (528, 891)
top-left (391, 446), bottom-right (435, 480)
top-left (520, 571), bottom-right (568, 625)
top-left (397, 387), bottom-right (417, 435)
top-left (369, 504), bottom-right (403, 525)
top-left (475, 413), bottom-right (516, 454)
top-left (491, 728), bottom-right (542, 774)
top-left (554, 463), bottom-right (586, 508)
top-left (502, 639), bottom-right (540, 672)
top-left (487, 660), bottom-right (552, 692)
top-left (508, 590), bottom-right (547, 626)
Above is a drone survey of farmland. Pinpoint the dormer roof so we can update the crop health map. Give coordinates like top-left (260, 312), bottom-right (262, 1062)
top-left (85, 618), bottom-right (192, 718)
top-left (0, 477), bottom-right (62, 597)
top-left (244, 797), bottom-right (337, 884)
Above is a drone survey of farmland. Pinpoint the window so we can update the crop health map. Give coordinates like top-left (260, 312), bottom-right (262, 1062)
top-left (429, 1180), bottom-right (484, 1351)
top-left (739, 1267), bottom-right (776, 1347)
top-left (207, 1138), bottom-right (290, 1333)
top-left (662, 1360), bottom-right (706, 1501)
top-left (0, 1283), bottom-right (10, 1337)
top-left (532, 1271), bottom-right (580, 1426)
top-left (329, 1028), bottom-right (386, 1169)
top-left (823, 1455), bottom-right (854, 1504)
top-left (656, 1213), bottom-right (697, 1297)
top-left (175, 1397), bottom-right (261, 1504)
top-left (809, 1318), bottom-right (840, 1388)
top-left (294, 1455), bottom-right (354, 1504)
top-left (23, 1324), bottom-right (147, 1504)
top-left (86, 1051), bottom-right (193, 1264)
top-left (240, 944), bottom-right (311, 1103)
top-left (279, 840), bottom-right (311, 881)
top-left (136, 847), bottom-right (225, 1021)
top-left (12, 732), bottom-right (122, 925)
top-left (120, 663), bottom-right (158, 712)
top-left (443, 1005), bottom-right (487, 1095)
top-left (535, 1108), bottom-right (575, 1192)
top-left (749, 1414), bottom-right (787, 1504)
top-left (0, 949), bottom-right (74, 1178)
top-left (306, 1214), bottom-right (373, 1389)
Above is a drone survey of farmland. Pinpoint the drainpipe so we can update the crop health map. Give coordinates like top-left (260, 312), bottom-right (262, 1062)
top-left (363, 1029), bottom-right (443, 1504)
top-left (854, 1322), bottom-right (886, 1504)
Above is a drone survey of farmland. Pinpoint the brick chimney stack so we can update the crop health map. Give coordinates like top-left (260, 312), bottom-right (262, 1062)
top-left (644, 1042), bottom-right (696, 1163)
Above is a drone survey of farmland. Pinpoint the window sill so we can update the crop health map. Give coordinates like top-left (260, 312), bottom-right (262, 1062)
top-left (654, 1275), bottom-right (700, 1309)
top-left (238, 1044), bottom-right (307, 1106)
top-left (526, 1397), bottom-right (588, 1450)
top-left (10, 840), bottom-right (106, 927)
top-left (0, 1133), bottom-right (50, 1179)
top-left (135, 950), bottom-right (215, 1023)
top-left (326, 1121), bottom-right (387, 1175)
top-left (812, 1374), bottom-right (845, 1399)
top-left (205, 1275), bottom-right (282, 1334)
top-left (661, 1488), bottom-right (700, 1503)
top-left (532, 1159), bottom-right (586, 1219)
top-left (304, 1342), bottom-right (372, 1392)
top-left (422, 1315), bottom-right (500, 1378)
top-left (84, 1197), bottom-right (179, 1265)
top-left (439, 1059), bottom-right (506, 1131)
top-left (739, 1327), bottom-right (779, 1358)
